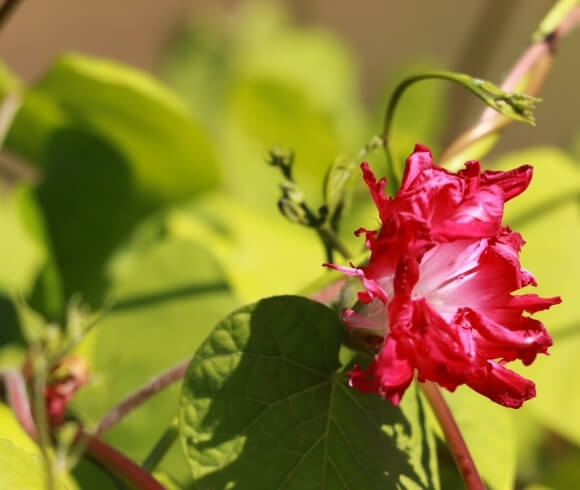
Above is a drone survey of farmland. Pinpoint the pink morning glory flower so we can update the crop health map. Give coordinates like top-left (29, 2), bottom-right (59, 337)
top-left (327, 144), bottom-right (560, 408)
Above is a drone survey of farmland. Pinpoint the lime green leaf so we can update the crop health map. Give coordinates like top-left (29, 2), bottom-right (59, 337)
top-left (0, 406), bottom-right (78, 490)
top-left (163, 2), bottom-right (366, 212)
top-left (225, 75), bottom-right (343, 209)
top-left (72, 238), bottom-right (237, 484)
top-left (492, 147), bottom-right (580, 443)
top-left (163, 2), bottom-right (365, 143)
top-left (7, 53), bottom-right (219, 202)
top-left (5, 53), bottom-right (221, 313)
top-left (166, 193), bottom-right (323, 303)
top-left (0, 403), bottom-right (38, 455)
top-left (0, 440), bottom-right (67, 490)
top-left (443, 388), bottom-right (516, 490)
top-left (498, 147), bottom-right (580, 332)
top-left (0, 189), bottom-right (43, 292)
top-left (179, 296), bottom-right (438, 489)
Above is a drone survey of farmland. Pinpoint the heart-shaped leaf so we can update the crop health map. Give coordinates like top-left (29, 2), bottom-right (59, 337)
top-left (179, 295), bottom-right (438, 489)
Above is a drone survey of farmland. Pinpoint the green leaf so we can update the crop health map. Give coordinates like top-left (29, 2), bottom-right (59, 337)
top-left (498, 147), bottom-right (580, 332)
top-left (492, 147), bottom-right (580, 443)
top-left (72, 237), bottom-right (237, 484)
top-left (163, 2), bottom-right (365, 143)
top-left (0, 440), bottom-right (66, 490)
top-left (0, 189), bottom-right (43, 292)
top-left (0, 403), bottom-right (38, 455)
top-left (179, 296), bottom-right (438, 489)
top-left (163, 2), bottom-right (366, 212)
top-left (26, 129), bottom-right (141, 313)
top-left (225, 75), bottom-right (344, 209)
top-left (443, 388), bottom-right (516, 490)
top-left (4, 53), bottom-right (221, 313)
top-left (166, 193), bottom-right (323, 303)
top-left (0, 406), bottom-right (77, 490)
top-left (8, 53), bottom-right (219, 201)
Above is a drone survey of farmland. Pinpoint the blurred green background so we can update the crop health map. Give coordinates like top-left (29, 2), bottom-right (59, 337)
top-left (0, 1), bottom-right (578, 489)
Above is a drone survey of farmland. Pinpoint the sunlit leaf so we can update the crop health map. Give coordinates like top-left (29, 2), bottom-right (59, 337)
top-left (166, 192), bottom-right (323, 303)
top-left (4, 53), bottom-right (220, 314)
top-left (0, 405), bottom-right (77, 489)
top-left (492, 147), bottom-right (580, 444)
top-left (0, 190), bottom-right (43, 293)
top-left (72, 238), bottom-right (237, 484)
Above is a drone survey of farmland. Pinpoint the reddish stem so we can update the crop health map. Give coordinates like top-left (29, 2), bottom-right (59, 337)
top-left (96, 358), bottom-right (191, 435)
top-left (83, 432), bottom-right (165, 490)
top-left (441, 5), bottom-right (580, 164)
top-left (0, 369), bottom-right (38, 439)
top-left (421, 382), bottom-right (486, 490)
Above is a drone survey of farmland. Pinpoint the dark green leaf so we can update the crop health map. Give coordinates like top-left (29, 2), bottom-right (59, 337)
top-left (179, 296), bottom-right (438, 489)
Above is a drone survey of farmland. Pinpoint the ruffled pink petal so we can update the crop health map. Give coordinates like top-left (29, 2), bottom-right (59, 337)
top-left (480, 165), bottom-right (533, 201)
top-left (452, 308), bottom-right (553, 364)
top-left (466, 361), bottom-right (536, 408)
top-left (349, 336), bottom-right (414, 405)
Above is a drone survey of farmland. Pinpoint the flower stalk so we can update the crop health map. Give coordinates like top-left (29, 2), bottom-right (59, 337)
top-left (421, 382), bottom-right (486, 490)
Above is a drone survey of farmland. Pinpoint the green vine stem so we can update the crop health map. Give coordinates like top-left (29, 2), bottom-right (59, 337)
top-left (142, 419), bottom-right (179, 473)
top-left (381, 70), bottom-right (539, 193)
top-left (421, 382), bottom-right (486, 490)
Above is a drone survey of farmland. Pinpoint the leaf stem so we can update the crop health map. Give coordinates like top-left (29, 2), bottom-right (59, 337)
top-left (421, 382), bottom-right (485, 490)
top-left (142, 419), bottom-right (179, 473)
top-left (96, 358), bottom-right (190, 435)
